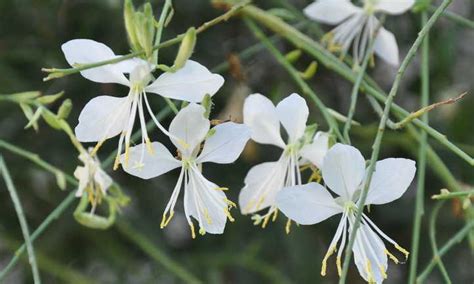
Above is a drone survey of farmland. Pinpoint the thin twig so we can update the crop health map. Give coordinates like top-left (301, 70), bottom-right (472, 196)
top-left (408, 11), bottom-right (430, 284)
top-left (0, 156), bottom-right (42, 284)
top-left (429, 5), bottom-right (474, 29)
top-left (339, 1), bottom-right (453, 282)
top-left (428, 201), bottom-right (452, 283)
top-left (417, 221), bottom-right (474, 282)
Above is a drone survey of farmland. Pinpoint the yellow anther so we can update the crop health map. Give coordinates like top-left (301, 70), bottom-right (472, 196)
top-left (395, 244), bottom-right (410, 260)
top-left (113, 154), bottom-right (121, 171)
top-left (189, 223), bottom-right (196, 239)
top-left (261, 213), bottom-right (272, 228)
top-left (145, 137), bottom-right (154, 154)
top-left (379, 265), bottom-right (388, 279)
top-left (321, 246), bottom-right (336, 276)
top-left (336, 256), bottom-right (342, 276)
top-left (160, 211), bottom-right (174, 228)
top-left (124, 146), bottom-right (130, 165)
top-left (272, 209), bottom-right (279, 222)
top-left (285, 219), bottom-right (292, 234)
top-left (91, 140), bottom-right (105, 157)
top-left (199, 227), bottom-right (206, 236)
top-left (384, 249), bottom-right (399, 264)
top-left (224, 208), bottom-right (235, 222)
top-left (251, 214), bottom-right (262, 226)
top-left (215, 187), bottom-right (229, 191)
top-left (224, 198), bottom-right (237, 208)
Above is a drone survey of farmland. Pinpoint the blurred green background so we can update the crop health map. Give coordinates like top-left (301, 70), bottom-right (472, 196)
top-left (0, 0), bottom-right (473, 283)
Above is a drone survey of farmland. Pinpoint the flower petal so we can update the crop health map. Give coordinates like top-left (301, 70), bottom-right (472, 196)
top-left (197, 122), bottom-right (251, 164)
top-left (185, 168), bottom-right (228, 234)
top-left (375, 0), bottom-right (415, 15)
top-left (120, 142), bottom-right (181, 179)
top-left (243, 94), bottom-right (285, 148)
top-left (94, 168), bottom-right (113, 194)
top-left (304, 0), bottom-right (361, 25)
top-left (146, 60), bottom-right (224, 102)
top-left (374, 26), bottom-right (400, 66)
top-left (239, 160), bottom-right (288, 214)
top-left (75, 96), bottom-right (131, 142)
top-left (169, 103), bottom-right (210, 156)
top-left (322, 144), bottom-right (366, 200)
top-left (276, 93), bottom-right (309, 142)
top-left (365, 158), bottom-right (416, 205)
top-left (276, 183), bottom-right (342, 225)
top-left (351, 222), bottom-right (388, 283)
top-left (61, 39), bottom-right (129, 85)
top-left (299, 131), bottom-right (330, 168)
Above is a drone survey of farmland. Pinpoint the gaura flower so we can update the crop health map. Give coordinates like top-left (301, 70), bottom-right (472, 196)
top-left (277, 144), bottom-right (416, 283)
top-left (122, 104), bottom-right (251, 237)
top-left (304, 0), bottom-right (415, 66)
top-left (238, 93), bottom-right (330, 230)
top-left (61, 39), bottom-right (224, 169)
top-left (74, 150), bottom-right (113, 210)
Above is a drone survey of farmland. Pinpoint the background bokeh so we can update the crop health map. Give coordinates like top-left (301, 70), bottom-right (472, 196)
top-left (0, 0), bottom-right (473, 283)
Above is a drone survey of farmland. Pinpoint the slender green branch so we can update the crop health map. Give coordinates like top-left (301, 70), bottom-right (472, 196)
top-left (429, 5), bottom-right (474, 29)
top-left (243, 17), bottom-right (346, 143)
top-left (42, 1), bottom-right (248, 81)
top-left (339, 1), bottom-right (453, 282)
top-left (432, 189), bottom-right (474, 200)
top-left (408, 11), bottom-right (430, 284)
top-left (0, 156), bottom-right (41, 284)
top-left (241, 4), bottom-right (474, 166)
top-left (115, 221), bottom-right (202, 284)
top-left (342, 17), bottom-right (385, 143)
top-left (417, 220), bottom-right (474, 283)
top-left (428, 202), bottom-right (452, 283)
top-left (153, 0), bottom-right (173, 63)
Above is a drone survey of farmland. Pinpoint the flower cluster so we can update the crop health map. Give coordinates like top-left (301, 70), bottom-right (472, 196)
top-left (60, 2), bottom-right (419, 282)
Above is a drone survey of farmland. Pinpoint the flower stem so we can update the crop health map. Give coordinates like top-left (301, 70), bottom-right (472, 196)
top-left (408, 11), bottom-right (430, 284)
top-left (243, 17), bottom-right (346, 143)
top-left (432, 189), bottom-right (474, 200)
top-left (0, 156), bottom-right (42, 284)
top-left (339, 1), bottom-right (453, 282)
top-left (153, 0), bottom-right (173, 64)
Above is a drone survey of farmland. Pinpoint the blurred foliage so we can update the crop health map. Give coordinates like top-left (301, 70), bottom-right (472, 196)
top-left (0, 0), bottom-right (473, 283)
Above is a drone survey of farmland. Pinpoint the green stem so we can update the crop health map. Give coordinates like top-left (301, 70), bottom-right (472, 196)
top-left (153, 0), bottom-right (173, 63)
top-left (342, 17), bottom-right (385, 144)
top-left (0, 156), bottom-right (41, 284)
top-left (241, 4), bottom-right (473, 166)
top-left (339, 1), bottom-right (453, 282)
top-left (429, 5), bottom-right (474, 29)
top-left (115, 221), bottom-right (202, 284)
top-left (43, 1), bottom-right (248, 81)
top-left (428, 202), bottom-right (452, 283)
top-left (243, 17), bottom-right (346, 143)
top-left (408, 11), bottom-right (430, 284)
top-left (417, 221), bottom-right (474, 283)
top-left (432, 189), bottom-right (474, 200)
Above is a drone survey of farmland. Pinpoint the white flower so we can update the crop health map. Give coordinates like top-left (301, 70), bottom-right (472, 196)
top-left (238, 93), bottom-right (331, 228)
top-left (74, 150), bottom-right (113, 208)
top-left (121, 104), bottom-right (250, 237)
top-left (61, 39), bottom-right (224, 168)
top-left (304, 0), bottom-right (415, 66)
top-left (276, 144), bottom-right (416, 283)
